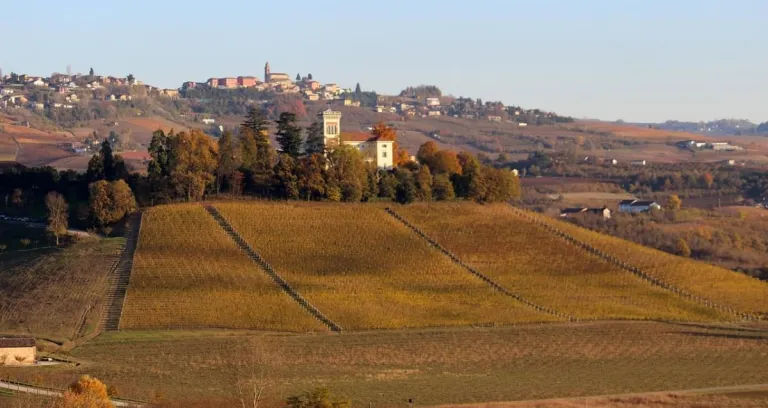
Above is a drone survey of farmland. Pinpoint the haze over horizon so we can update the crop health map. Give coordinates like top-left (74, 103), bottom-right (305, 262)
top-left (1, 0), bottom-right (765, 123)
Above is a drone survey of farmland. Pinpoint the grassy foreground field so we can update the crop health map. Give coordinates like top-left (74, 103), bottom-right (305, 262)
top-left (522, 210), bottom-right (768, 317)
top-left (215, 202), bottom-right (555, 330)
top-left (396, 203), bottom-right (725, 322)
top-left (1, 321), bottom-right (766, 406)
top-left (120, 204), bottom-right (326, 331)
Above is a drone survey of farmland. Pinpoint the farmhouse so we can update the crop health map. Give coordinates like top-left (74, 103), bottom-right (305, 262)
top-left (0, 337), bottom-right (36, 366)
top-left (630, 160), bottom-right (646, 166)
top-left (321, 109), bottom-right (394, 169)
top-left (560, 207), bottom-right (612, 219)
top-left (619, 200), bottom-right (661, 213)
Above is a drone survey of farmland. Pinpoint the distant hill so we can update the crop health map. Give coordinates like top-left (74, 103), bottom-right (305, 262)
top-left (633, 119), bottom-right (768, 137)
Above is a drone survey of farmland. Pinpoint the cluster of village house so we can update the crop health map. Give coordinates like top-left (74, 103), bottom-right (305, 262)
top-left (560, 200), bottom-right (663, 220)
top-left (185, 62), bottom-right (346, 102)
top-left (0, 72), bottom-right (179, 111)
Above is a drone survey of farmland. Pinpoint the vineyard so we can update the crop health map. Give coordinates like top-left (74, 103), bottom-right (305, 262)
top-left (0, 238), bottom-right (123, 341)
top-left (215, 202), bottom-right (555, 330)
top-left (395, 203), bottom-right (727, 322)
top-left (119, 204), bottom-right (326, 331)
top-left (3, 321), bottom-right (767, 405)
top-left (519, 209), bottom-right (768, 317)
top-left (115, 201), bottom-right (766, 332)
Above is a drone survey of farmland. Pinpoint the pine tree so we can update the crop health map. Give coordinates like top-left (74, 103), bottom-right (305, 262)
top-left (296, 73), bottom-right (301, 81)
top-left (273, 154), bottom-right (299, 199)
top-left (354, 82), bottom-right (362, 96)
top-left (297, 154), bottom-right (326, 201)
top-left (89, 67), bottom-right (94, 77)
top-left (147, 130), bottom-right (172, 202)
top-left (304, 121), bottom-right (325, 155)
top-left (253, 125), bottom-right (276, 196)
top-left (275, 112), bottom-right (303, 158)
top-left (395, 169), bottom-right (417, 204)
top-left (240, 108), bottom-right (275, 195)
top-left (101, 139), bottom-right (116, 181)
top-left (416, 165), bottom-right (433, 201)
top-left (239, 128), bottom-right (258, 170)
top-left (377, 171), bottom-right (397, 199)
top-left (217, 130), bottom-right (238, 193)
top-left (432, 173), bottom-right (455, 201)
top-left (307, 73), bottom-right (313, 80)
top-left (241, 107), bottom-right (269, 136)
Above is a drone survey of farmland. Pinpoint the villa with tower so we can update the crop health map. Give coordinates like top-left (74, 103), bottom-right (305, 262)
top-left (321, 109), bottom-right (394, 169)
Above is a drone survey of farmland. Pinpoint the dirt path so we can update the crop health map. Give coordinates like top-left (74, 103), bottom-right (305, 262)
top-left (429, 383), bottom-right (768, 408)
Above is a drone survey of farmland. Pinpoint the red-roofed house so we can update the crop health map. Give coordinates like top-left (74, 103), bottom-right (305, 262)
top-left (320, 109), bottom-right (394, 169)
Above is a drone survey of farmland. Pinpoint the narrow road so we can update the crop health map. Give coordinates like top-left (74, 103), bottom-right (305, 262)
top-left (0, 379), bottom-right (143, 407)
top-left (427, 383), bottom-right (768, 408)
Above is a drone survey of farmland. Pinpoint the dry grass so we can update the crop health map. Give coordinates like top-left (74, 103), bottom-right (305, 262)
top-left (119, 204), bottom-right (326, 331)
top-left (525, 210), bottom-right (768, 317)
top-left (2, 321), bottom-right (766, 405)
top-left (397, 203), bottom-right (726, 322)
top-left (0, 238), bottom-right (122, 341)
top-left (215, 202), bottom-right (557, 330)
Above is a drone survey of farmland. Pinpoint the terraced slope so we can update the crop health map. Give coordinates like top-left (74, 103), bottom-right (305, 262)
top-left (215, 202), bottom-right (558, 329)
top-left (396, 203), bottom-right (728, 322)
top-left (119, 204), bottom-right (326, 331)
top-left (521, 208), bottom-right (768, 317)
top-left (0, 238), bottom-right (122, 341)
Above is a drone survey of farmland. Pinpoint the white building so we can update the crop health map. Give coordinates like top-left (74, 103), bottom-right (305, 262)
top-left (426, 97), bottom-right (440, 107)
top-left (321, 109), bottom-right (394, 169)
top-left (619, 200), bottom-right (661, 213)
top-left (0, 337), bottom-right (36, 366)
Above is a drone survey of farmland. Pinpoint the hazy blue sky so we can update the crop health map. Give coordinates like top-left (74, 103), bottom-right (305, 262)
top-left (1, 0), bottom-right (765, 122)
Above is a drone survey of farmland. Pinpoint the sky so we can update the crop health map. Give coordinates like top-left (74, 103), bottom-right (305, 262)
top-left (1, 0), bottom-right (766, 123)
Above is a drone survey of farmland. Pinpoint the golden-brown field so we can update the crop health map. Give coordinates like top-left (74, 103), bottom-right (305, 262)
top-left (524, 209), bottom-right (768, 317)
top-left (120, 203), bottom-right (326, 331)
top-left (397, 203), bottom-right (726, 322)
top-left (215, 202), bottom-right (557, 330)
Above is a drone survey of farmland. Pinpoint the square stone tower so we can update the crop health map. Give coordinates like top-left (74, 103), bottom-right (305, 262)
top-left (321, 109), bottom-right (342, 148)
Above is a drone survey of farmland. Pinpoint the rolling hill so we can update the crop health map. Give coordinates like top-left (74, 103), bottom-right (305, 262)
top-left (117, 201), bottom-right (764, 331)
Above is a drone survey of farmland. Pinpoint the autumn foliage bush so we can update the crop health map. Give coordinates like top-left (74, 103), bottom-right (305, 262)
top-left (59, 375), bottom-right (113, 408)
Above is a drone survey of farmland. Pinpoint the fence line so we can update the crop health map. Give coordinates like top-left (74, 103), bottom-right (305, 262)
top-left (203, 204), bottom-right (343, 332)
top-left (102, 212), bottom-right (143, 331)
top-left (384, 207), bottom-right (576, 322)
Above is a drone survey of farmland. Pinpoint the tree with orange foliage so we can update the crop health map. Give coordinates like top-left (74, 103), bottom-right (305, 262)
top-left (430, 151), bottom-right (462, 175)
top-left (372, 122), bottom-right (411, 166)
top-left (416, 141), bottom-right (439, 164)
top-left (59, 375), bottom-right (114, 408)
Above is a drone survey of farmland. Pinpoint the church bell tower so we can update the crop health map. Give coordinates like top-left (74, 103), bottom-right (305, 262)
top-left (264, 61), bottom-right (271, 83)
